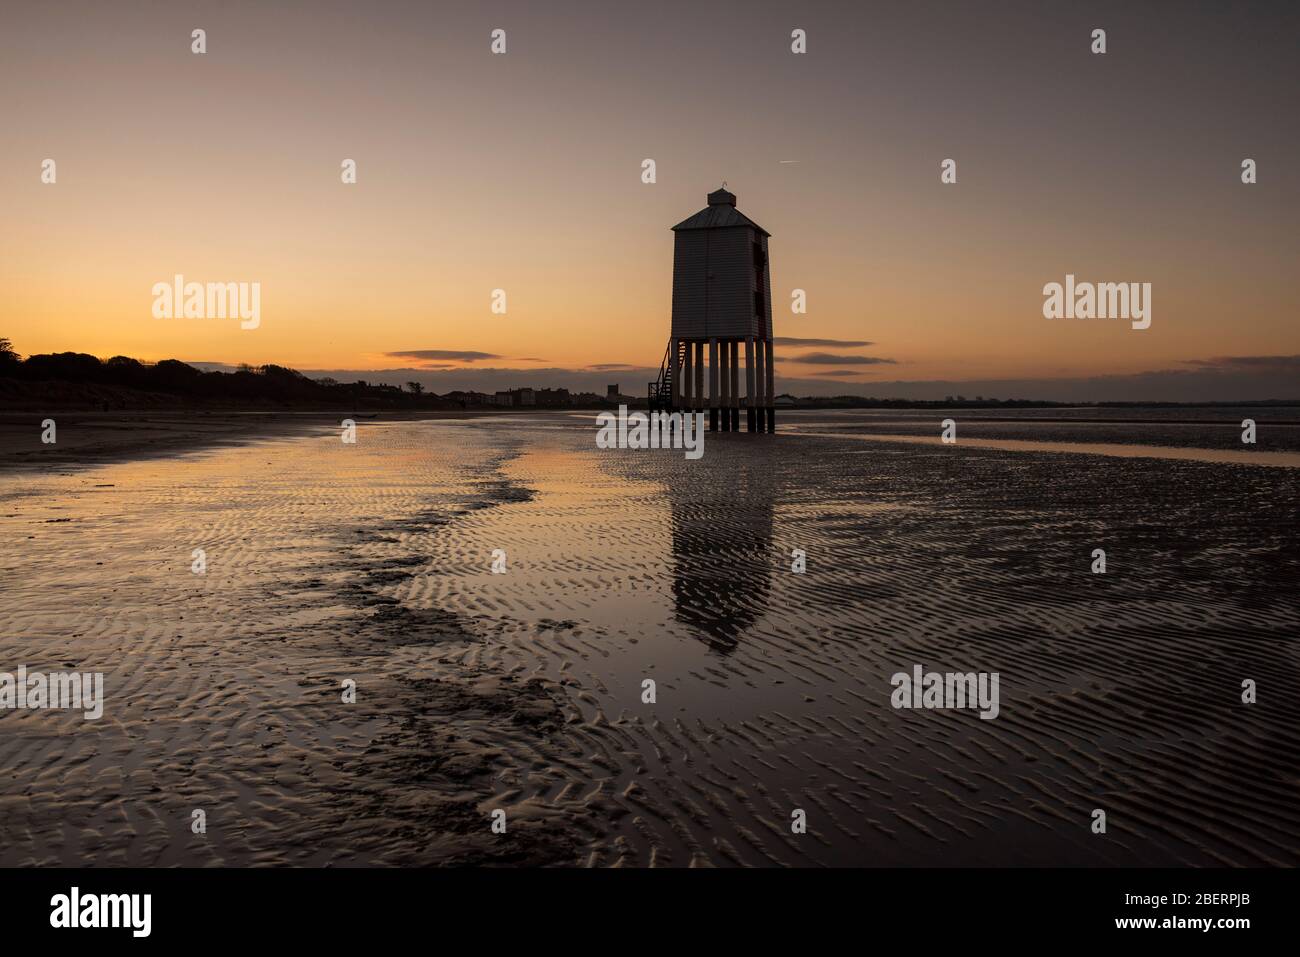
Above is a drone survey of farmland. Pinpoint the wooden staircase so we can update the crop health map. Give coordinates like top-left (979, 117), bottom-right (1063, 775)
top-left (648, 339), bottom-right (683, 412)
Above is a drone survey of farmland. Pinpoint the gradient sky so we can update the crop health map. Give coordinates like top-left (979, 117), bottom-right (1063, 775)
top-left (2, 0), bottom-right (1297, 398)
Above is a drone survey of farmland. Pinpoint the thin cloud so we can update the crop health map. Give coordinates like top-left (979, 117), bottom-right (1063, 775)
top-left (384, 350), bottom-right (502, 363)
top-left (1182, 355), bottom-right (1300, 372)
top-left (787, 352), bottom-right (897, 365)
top-left (773, 337), bottom-right (873, 348)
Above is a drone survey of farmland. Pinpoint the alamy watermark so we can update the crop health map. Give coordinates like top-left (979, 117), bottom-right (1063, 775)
top-left (50, 887), bottom-right (150, 937)
top-left (596, 405), bottom-right (704, 459)
top-left (152, 274), bottom-right (260, 329)
top-left (1042, 274), bottom-right (1150, 330)
top-left (0, 665), bottom-right (104, 719)
top-left (890, 665), bottom-right (999, 720)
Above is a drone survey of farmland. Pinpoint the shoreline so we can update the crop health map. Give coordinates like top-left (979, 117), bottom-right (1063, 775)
top-left (0, 411), bottom-right (337, 473)
top-left (0, 409), bottom-right (513, 473)
top-left (7, 405), bottom-right (1300, 473)
top-left (0, 409), bottom-right (601, 474)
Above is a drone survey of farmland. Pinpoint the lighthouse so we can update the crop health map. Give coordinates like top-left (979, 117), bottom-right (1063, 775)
top-left (649, 186), bottom-right (775, 433)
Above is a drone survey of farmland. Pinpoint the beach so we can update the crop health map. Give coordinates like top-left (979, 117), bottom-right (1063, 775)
top-left (1, 409), bottom-right (1297, 866)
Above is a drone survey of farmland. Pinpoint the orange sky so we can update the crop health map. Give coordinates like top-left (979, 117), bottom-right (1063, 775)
top-left (2, 0), bottom-right (1297, 392)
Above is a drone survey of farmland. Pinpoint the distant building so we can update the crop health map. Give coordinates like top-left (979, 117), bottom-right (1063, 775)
top-left (607, 384), bottom-right (619, 398)
top-left (514, 388), bottom-right (535, 407)
top-left (534, 387), bottom-right (571, 407)
top-left (445, 390), bottom-right (492, 407)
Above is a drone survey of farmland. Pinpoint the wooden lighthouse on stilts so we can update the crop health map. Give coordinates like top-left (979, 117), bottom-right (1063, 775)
top-left (649, 186), bottom-right (776, 433)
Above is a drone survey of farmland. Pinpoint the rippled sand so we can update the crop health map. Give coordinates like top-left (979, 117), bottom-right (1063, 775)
top-left (1, 411), bottom-right (1297, 866)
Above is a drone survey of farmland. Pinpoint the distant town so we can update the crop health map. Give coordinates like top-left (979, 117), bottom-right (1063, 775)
top-left (441, 383), bottom-right (802, 410)
top-left (442, 384), bottom-right (637, 409)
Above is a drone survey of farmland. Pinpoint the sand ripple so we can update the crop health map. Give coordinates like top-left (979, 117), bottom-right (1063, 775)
top-left (1, 412), bottom-right (1296, 866)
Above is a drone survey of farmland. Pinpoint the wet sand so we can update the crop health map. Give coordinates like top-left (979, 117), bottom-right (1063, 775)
top-left (1, 410), bottom-right (1297, 866)
top-left (0, 412), bottom-right (337, 471)
top-left (781, 406), bottom-right (1300, 453)
top-left (790, 430), bottom-right (1300, 467)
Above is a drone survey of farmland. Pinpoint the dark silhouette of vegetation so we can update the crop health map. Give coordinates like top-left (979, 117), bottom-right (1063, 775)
top-left (0, 342), bottom-right (453, 410)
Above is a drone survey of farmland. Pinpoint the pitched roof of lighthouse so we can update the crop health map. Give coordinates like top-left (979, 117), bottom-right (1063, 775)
top-left (671, 186), bottom-right (770, 236)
